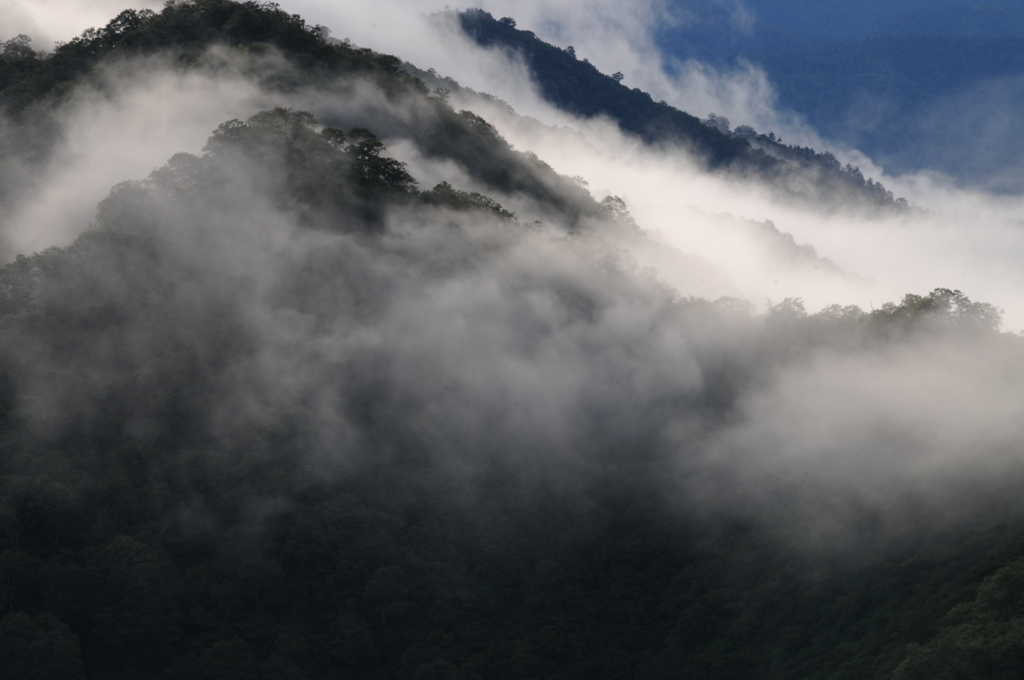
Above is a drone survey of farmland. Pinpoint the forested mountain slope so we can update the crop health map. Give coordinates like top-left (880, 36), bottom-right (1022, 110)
top-left (0, 2), bottom-right (1023, 679)
top-left (1, 102), bottom-right (1019, 680)
top-left (0, 1), bottom-right (599, 226)
top-left (455, 9), bottom-right (907, 211)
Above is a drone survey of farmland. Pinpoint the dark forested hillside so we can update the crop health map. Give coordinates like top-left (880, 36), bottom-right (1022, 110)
top-left (455, 9), bottom-right (908, 211)
top-left (1, 101), bottom-right (1020, 680)
top-left (451, 9), bottom-right (750, 168)
top-left (1, 2), bottom-right (1024, 680)
top-left (0, 1), bottom-right (602, 231)
top-left (0, 0), bottom-right (412, 115)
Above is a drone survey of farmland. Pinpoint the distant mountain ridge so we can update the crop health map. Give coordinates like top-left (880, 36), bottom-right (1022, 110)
top-left (455, 9), bottom-right (907, 211)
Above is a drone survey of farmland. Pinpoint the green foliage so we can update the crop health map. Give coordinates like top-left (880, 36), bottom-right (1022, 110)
top-left (893, 558), bottom-right (1024, 679)
top-left (150, 108), bottom-right (422, 228)
top-left (0, 1), bottom-right (424, 117)
top-left (0, 611), bottom-right (82, 679)
top-left (420, 181), bottom-right (515, 220)
top-left (0, 0), bottom-right (437, 220)
top-left (733, 125), bottom-right (910, 207)
top-left (0, 136), bottom-right (1013, 676)
top-left (870, 288), bottom-right (1002, 334)
top-left (123, 107), bottom-right (527, 232)
top-left (0, 35), bottom-right (38, 64)
top-left (457, 9), bottom-right (753, 169)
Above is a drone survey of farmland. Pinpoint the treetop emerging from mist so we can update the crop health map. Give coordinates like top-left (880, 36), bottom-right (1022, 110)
top-left (98, 107), bottom-right (532, 233)
top-left (0, 0), bottom-right (417, 116)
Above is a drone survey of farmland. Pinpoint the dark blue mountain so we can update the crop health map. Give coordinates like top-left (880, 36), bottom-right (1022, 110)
top-left (457, 10), bottom-right (906, 210)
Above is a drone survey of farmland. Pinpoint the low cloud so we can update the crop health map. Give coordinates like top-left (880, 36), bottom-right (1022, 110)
top-left (3, 1), bottom-right (1024, 562)
top-left (0, 0), bottom-right (163, 47)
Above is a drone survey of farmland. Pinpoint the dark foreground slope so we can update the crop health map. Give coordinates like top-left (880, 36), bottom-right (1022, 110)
top-left (1, 3), bottom-right (1024, 680)
top-left (0, 104), bottom-right (1021, 680)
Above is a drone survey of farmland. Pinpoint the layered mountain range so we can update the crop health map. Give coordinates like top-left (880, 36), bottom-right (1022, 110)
top-left (0, 3), bottom-right (1022, 679)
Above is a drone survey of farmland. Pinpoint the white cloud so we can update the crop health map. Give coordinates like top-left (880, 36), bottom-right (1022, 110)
top-left (0, 0), bottom-right (163, 48)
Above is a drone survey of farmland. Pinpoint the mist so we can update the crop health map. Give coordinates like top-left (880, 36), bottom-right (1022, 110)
top-left (1, 58), bottom-right (277, 255)
top-left (0, 0), bottom-right (163, 47)
top-left (6, 4), bottom-right (1024, 676)
top-left (3, 0), bottom-right (1024, 559)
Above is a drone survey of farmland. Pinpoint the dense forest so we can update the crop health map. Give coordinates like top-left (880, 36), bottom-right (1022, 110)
top-left (1, 2), bottom-right (1024, 679)
top-left (455, 10), bottom-right (908, 211)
